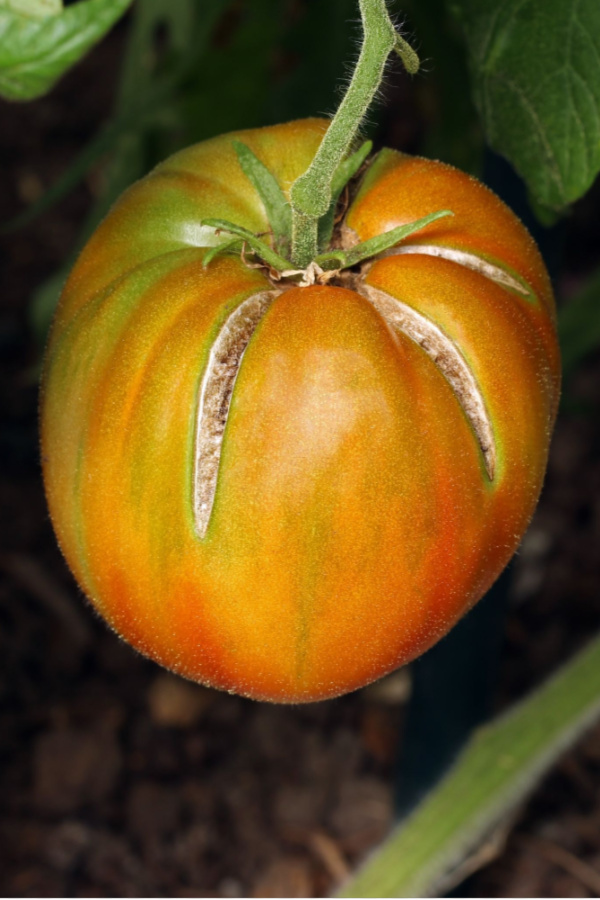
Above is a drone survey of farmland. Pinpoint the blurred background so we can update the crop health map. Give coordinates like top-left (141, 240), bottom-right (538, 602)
top-left (1, 1), bottom-right (600, 896)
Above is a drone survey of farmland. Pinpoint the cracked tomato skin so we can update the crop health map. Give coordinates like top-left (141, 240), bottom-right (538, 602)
top-left (41, 119), bottom-right (560, 702)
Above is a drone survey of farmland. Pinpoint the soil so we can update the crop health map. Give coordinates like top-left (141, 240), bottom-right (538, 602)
top-left (2, 19), bottom-right (600, 900)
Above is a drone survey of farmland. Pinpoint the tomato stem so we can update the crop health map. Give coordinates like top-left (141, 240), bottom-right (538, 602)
top-left (290, 211), bottom-right (319, 273)
top-left (289, 0), bottom-right (419, 268)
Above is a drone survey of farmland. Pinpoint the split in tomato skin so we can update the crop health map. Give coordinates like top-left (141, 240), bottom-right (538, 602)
top-left (41, 119), bottom-right (560, 703)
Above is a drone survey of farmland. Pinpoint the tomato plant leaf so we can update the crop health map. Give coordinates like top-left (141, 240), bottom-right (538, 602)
top-left (181, 1), bottom-right (287, 144)
top-left (451, 0), bottom-right (600, 212)
top-left (0, 0), bottom-right (61, 18)
top-left (232, 141), bottom-right (291, 251)
top-left (0, 0), bottom-right (132, 101)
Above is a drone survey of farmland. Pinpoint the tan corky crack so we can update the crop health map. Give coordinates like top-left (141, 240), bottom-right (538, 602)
top-left (193, 290), bottom-right (279, 537)
top-left (380, 244), bottom-right (531, 297)
top-left (358, 282), bottom-right (496, 480)
top-left (193, 271), bottom-right (497, 540)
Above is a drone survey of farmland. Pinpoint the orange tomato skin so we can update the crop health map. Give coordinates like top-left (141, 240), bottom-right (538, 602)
top-left (41, 120), bottom-right (560, 702)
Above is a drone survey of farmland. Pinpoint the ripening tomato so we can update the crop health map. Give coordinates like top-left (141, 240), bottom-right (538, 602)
top-left (41, 119), bottom-right (560, 702)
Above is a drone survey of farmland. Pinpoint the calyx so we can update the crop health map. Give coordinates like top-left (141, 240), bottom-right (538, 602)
top-left (200, 141), bottom-right (454, 287)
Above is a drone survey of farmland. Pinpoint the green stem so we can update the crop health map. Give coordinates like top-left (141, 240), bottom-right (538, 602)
top-left (291, 211), bottom-right (319, 272)
top-left (339, 631), bottom-right (600, 897)
top-left (289, 0), bottom-right (415, 267)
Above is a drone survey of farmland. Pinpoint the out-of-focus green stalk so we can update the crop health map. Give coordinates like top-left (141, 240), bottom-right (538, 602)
top-left (339, 631), bottom-right (600, 898)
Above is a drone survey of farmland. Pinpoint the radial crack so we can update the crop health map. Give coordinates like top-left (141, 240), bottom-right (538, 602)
top-left (380, 244), bottom-right (531, 297)
top-left (193, 290), bottom-right (279, 537)
top-left (359, 282), bottom-right (496, 480)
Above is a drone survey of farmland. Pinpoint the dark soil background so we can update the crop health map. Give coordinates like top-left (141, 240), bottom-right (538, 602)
top-left (2, 16), bottom-right (600, 899)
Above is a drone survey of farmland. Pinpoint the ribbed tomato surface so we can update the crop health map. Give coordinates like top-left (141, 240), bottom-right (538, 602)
top-left (41, 119), bottom-right (560, 702)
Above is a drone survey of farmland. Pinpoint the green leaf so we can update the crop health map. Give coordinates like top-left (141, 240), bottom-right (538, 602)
top-left (559, 267), bottom-right (600, 376)
top-left (451, 0), bottom-right (600, 211)
top-left (0, 0), bottom-right (132, 101)
top-left (232, 140), bottom-right (291, 249)
top-left (180, 1), bottom-right (288, 144)
top-left (340, 630), bottom-right (600, 898)
top-left (0, 0), bottom-right (61, 18)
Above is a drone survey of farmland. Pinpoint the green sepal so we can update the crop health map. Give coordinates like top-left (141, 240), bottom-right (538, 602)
top-left (318, 140), bottom-right (373, 250)
top-left (330, 139), bottom-right (373, 199)
top-left (394, 33), bottom-right (420, 75)
top-left (202, 238), bottom-right (244, 269)
top-left (200, 218), bottom-right (292, 272)
top-left (232, 140), bottom-right (291, 252)
top-left (316, 209), bottom-right (454, 270)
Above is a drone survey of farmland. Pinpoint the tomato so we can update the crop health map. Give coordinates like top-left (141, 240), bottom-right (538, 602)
top-left (41, 119), bottom-right (560, 702)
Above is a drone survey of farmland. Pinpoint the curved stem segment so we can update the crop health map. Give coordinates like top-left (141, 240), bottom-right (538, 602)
top-left (289, 0), bottom-right (418, 267)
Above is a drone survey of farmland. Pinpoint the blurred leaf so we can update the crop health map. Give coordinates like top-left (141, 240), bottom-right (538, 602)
top-left (79, 0), bottom-right (232, 218)
top-left (450, 0), bottom-right (600, 212)
top-left (1, 0), bottom-right (61, 18)
top-left (179, 1), bottom-right (287, 143)
top-left (559, 268), bottom-right (600, 376)
top-left (340, 630), bottom-right (600, 898)
top-left (113, 0), bottom-right (195, 116)
top-left (0, 0), bottom-right (132, 101)
top-left (115, 0), bottom-right (229, 159)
